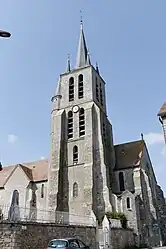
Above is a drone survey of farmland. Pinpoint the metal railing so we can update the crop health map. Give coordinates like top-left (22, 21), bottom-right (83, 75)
top-left (0, 204), bottom-right (96, 227)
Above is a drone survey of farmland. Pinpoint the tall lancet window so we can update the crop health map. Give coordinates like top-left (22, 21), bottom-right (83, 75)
top-left (96, 77), bottom-right (99, 102)
top-left (78, 74), bottom-right (84, 99)
top-left (73, 182), bottom-right (78, 198)
top-left (41, 184), bottom-right (44, 198)
top-left (68, 111), bottom-right (73, 139)
top-left (79, 108), bottom-right (85, 137)
top-left (127, 197), bottom-right (131, 209)
top-left (119, 172), bottom-right (125, 191)
top-left (69, 77), bottom-right (74, 101)
top-left (100, 83), bottom-right (103, 106)
top-left (73, 145), bottom-right (78, 164)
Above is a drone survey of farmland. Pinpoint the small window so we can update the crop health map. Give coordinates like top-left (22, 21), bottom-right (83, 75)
top-left (79, 108), bottom-right (85, 137)
top-left (78, 74), bottom-right (84, 99)
top-left (96, 77), bottom-right (99, 102)
top-left (68, 111), bottom-right (73, 139)
top-left (41, 184), bottom-right (44, 198)
top-left (127, 197), bottom-right (130, 209)
top-left (100, 83), bottom-right (103, 106)
top-left (73, 182), bottom-right (78, 198)
top-left (69, 77), bottom-right (74, 101)
top-left (119, 172), bottom-right (125, 191)
top-left (73, 145), bottom-right (78, 164)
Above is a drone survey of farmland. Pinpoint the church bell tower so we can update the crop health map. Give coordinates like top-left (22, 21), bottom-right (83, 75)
top-left (47, 22), bottom-right (115, 223)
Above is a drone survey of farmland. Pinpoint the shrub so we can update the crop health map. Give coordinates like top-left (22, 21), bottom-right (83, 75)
top-left (105, 211), bottom-right (127, 229)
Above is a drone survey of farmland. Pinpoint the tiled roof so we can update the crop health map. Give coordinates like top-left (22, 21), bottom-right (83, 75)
top-left (114, 140), bottom-right (144, 170)
top-left (21, 159), bottom-right (48, 182)
top-left (0, 159), bottom-right (49, 188)
top-left (0, 165), bottom-right (16, 188)
top-left (158, 102), bottom-right (166, 116)
top-left (0, 140), bottom-right (145, 186)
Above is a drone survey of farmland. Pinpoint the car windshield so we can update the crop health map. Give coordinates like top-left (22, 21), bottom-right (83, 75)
top-left (48, 240), bottom-right (68, 248)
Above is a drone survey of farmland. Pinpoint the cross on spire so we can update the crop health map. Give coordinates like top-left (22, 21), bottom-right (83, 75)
top-left (76, 14), bottom-right (90, 68)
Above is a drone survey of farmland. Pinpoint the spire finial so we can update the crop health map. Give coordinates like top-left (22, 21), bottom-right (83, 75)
top-left (141, 133), bottom-right (144, 140)
top-left (80, 10), bottom-right (83, 28)
top-left (76, 12), bottom-right (88, 68)
top-left (66, 53), bottom-right (71, 73)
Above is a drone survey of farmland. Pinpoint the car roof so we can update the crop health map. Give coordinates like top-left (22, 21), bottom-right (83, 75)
top-left (51, 238), bottom-right (79, 241)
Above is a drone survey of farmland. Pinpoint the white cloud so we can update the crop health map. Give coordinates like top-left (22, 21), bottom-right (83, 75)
top-left (40, 156), bottom-right (45, 160)
top-left (7, 134), bottom-right (18, 144)
top-left (143, 132), bottom-right (164, 146)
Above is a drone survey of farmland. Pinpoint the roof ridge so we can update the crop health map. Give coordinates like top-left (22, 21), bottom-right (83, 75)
top-left (114, 139), bottom-right (143, 147)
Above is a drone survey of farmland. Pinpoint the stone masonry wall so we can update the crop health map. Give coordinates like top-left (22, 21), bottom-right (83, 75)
top-left (111, 228), bottom-right (135, 249)
top-left (0, 221), bottom-right (136, 249)
top-left (0, 222), bottom-right (96, 249)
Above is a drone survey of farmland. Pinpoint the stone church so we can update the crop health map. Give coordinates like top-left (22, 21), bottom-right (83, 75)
top-left (0, 23), bottom-right (166, 247)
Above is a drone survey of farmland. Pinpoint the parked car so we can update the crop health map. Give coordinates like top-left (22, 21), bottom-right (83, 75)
top-left (46, 238), bottom-right (90, 249)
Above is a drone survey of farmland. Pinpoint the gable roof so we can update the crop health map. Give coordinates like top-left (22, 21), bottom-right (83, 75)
top-left (0, 165), bottom-right (16, 188)
top-left (0, 159), bottom-right (49, 188)
top-left (158, 102), bottom-right (166, 117)
top-left (21, 159), bottom-right (48, 182)
top-left (0, 140), bottom-right (146, 186)
top-left (114, 140), bottom-right (144, 170)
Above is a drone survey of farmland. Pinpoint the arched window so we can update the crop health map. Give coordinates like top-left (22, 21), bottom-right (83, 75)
top-left (68, 111), bottom-right (73, 139)
top-left (96, 77), bottom-right (99, 102)
top-left (78, 74), bottom-right (84, 99)
top-left (119, 172), bottom-right (125, 191)
top-left (73, 145), bottom-right (78, 164)
top-left (127, 197), bottom-right (130, 209)
top-left (69, 77), bottom-right (74, 101)
top-left (100, 83), bottom-right (103, 106)
top-left (79, 108), bottom-right (85, 137)
top-left (73, 182), bottom-right (78, 198)
top-left (41, 184), bottom-right (44, 198)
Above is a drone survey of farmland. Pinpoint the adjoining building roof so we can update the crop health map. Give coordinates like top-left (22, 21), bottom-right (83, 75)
top-left (114, 140), bottom-right (144, 170)
top-left (0, 159), bottom-right (48, 188)
top-left (0, 140), bottom-right (145, 187)
top-left (158, 102), bottom-right (166, 117)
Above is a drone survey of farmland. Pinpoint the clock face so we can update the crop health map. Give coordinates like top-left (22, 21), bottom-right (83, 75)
top-left (72, 105), bottom-right (79, 113)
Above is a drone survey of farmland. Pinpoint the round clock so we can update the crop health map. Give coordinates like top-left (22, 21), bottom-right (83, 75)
top-left (72, 105), bottom-right (79, 113)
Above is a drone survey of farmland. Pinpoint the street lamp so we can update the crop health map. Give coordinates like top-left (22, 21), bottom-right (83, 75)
top-left (0, 29), bottom-right (11, 38)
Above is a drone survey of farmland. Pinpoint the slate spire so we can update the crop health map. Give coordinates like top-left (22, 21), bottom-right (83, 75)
top-left (76, 18), bottom-right (89, 68)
